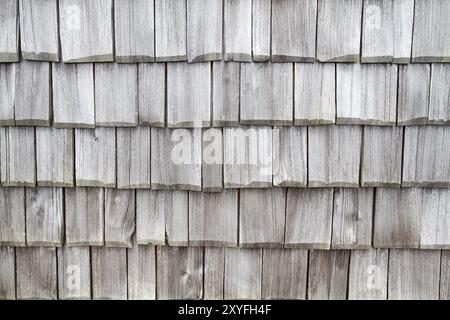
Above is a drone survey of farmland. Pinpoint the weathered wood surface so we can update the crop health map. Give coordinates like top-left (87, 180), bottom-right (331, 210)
top-left (308, 250), bottom-right (350, 300)
top-left (212, 61), bottom-right (240, 126)
top-left (294, 63), bottom-right (335, 125)
top-left (59, 0), bottom-right (113, 62)
top-left (441, 251), bottom-right (450, 300)
top-left (187, 0), bottom-right (223, 62)
top-left (114, 0), bottom-right (155, 63)
top-left (0, 127), bottom-right (36, 187)
top-left (138, 63), bottom-right (165, 127)
top-left (0, 64), bottom-right (15, 125)
top-left (65, 187), bottom-right (104, 246)
top-left (19, 0), bottom-right (59, 61)
top-left (388, 249), bottom-right (441, 300)
top-left (167, 63), bottom-right (211, 127)
top-left (95, 63), bottom-right (138, 126)
top-left (16, 247), bottom-right (57, 299)
top-left (224, 0), bottom-right (252, 62)
top-left (412, 0), bottom-right (450, 62)
top-left (0, 247), bottom-right (15, 299)
top-left (25, 188), bottom-right (63, 246)
top-left (57, 246), bottom-right (91, 299)
top-left (151, 128), bottom-right (202, 191)
top-left (189, 190), bottom-right (237, 247)
top-left (271, 0), bottom-right (317, 62)
top-left (420, 189), bottom-right (450, 249)
top-left (374, 188), bottom-right (422, 248)
top-left (273, 127), bottom-right (307, 187)
top-left (317, 0), bottom-right (362, 62)
top-left (52, 63), bottom-right (95, 128)
top-left (428, 64), bottom-right (450, 124)
top-left (202, 128), bottom-right (223, 191)
top-left (157, 247), bottom-right (203, 299)
top-left (116, 127), bottom-right (151, 188)
top-left (262, 248), bottom-right (308, 299)
top-left (105, 189), bottom-right (135, 248)
top-left (0, 187), bottom-right (25, 246)
top-left (224, 248), bottom-right (262, 299)
top-left (75, 128), bottom-right (116, 187)
top-left (361, 126), bottom-right (403, 187)
top-left (332, 188), bottom-right (374, 249)
top-left (155, 0), bottom-right (187, 61)
top-left (14, 61), bottom-right (51, 126)
top-left (252, 0), bottom-right (270, 62)
top-left (91, 247), bottom-right (127, 300)
top-left (0, 0), bottom-right (19, 62)
top-left (348, 249), bottom-right (388, 300)
top-left (336, 63), bottom-right (397, 125)
top-left (285, 189), bottom-right (333, 249)
top-left (308, 125), bottom-right (362, 187)
top-left (204, 247), bottom-right (225, 300)
top-left (127, 240), bottom-right (156, 300)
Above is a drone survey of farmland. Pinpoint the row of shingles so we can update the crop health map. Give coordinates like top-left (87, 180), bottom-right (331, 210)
top-left (0, 245), bottom-right (448, 300)
top-left (1, 0), bottom-right (449, 64)
top-left (1, 186), bottom-right (450, 250)
top-left (1, 60), bottom-right (450, 128)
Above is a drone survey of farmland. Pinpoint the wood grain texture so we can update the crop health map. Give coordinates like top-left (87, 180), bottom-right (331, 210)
top-left (412, 0), bottom-right (450, 62)
top-left (285, 189), bottom-right (333, 249)
top-left (336, 63), bottom-right (397, 125)
top-left (224, 126), bottom-right (272, 188)
top-left (252, 0), bottom-right (270, 62)
top-left (212, 61), bottom-right (240, 126)
top-left (52, 63), bottom-right (95, 128)
top-left (189, 190), bottom-right (237, 247)
top-left (202, 128), bottom-right (223, 191)
top-left (273, 127), bottom-right (307, 187)
top-left (224, 0), bottom-right (252, 61)
top-left (308, 250), bottom-right (350, 300)
top-left (187, 0), bottom-right (223, 62)
top-left (157, 246), bottom-right (203, 299)
top-left (14, 61), bottom-right (51, 126)
top-left (167, 62), bottom-right (211, 127)
top-left (317, 0), bottom-right (362, 62)
top-left (0, 127), bottom-right (36, 187)
top-left (428, 64), bottom-right (450, 124)
top-left (127, 240), bottom-right (156, 300)
top-left (240, 63), bottom-right (293, 125)
top-left (138, 63), bottom-right (165, 127)
top-left (19, 0), bottom-right (59, 61)
top-left (95, 63), bottom-right (138, 126)
top-left (59, 0), bottom-right (113, 62)
top-left (420, 189), bottom-right (450, 249)
top-left (224, 248), bottom-right (262, 299)
top-left (204, 247), bottom-right (225, 299)
top-left (0, 247), bottom-right (15, 299)
top-left (151, 128), bottom-right (202, 191)
top-left (308, 125), bottom-right (362, 187)
top-left (36, 128), bottom-right (74, 187)
top-left (440, 251), bottom-right (450, 300)
top-left (332, 188), bottom-right (374, 249)
top-left (57, 246), bottom-right (91, 299)
top-left (75, 128), bottom-right (116, 187)
top-left (0, 64), bottom-right (15, 125)
top-left (91, 247), bottom-right (127, 300)
top-left (240, 188), bottom-right (286, 248)
top-left (294, 63), bottom-right (335, 125)
top-left (25, 187), bottom-right (63, 246)
top-left (16, 247), bottom-right (57, 299)
top-left (0, 0), bottom-right (19, 62)
top-left (361, 0), bottom-right (414, 63)
top-left (155, 0), bottom-right (187, 61)
top-left (0, 187), bottom-right (25, 246)
top-left (374, 188), bottom-right (422, 248)
top-left (116, 127), bottom-right (151, 188)
top-left (388, 249), bottom-right (441, 300)
top-left (114, 0), bottom-right (155, 63)
top-left (397, 64), bottom-right (431, 125)
top-left (262, 248), bottom-right (308, 299)
top-left (271, 0), bottom-right (317, 62)
top-left (348, 249), bottom-right (388, 300)
top-left (403, 126), bottom-right (450, 187)
top-left (105, 189), bottom-right (135, 248)
top-left (361, 126), bottom-right (403, 187)
top-left (65, 187), bottom-right (104, 246)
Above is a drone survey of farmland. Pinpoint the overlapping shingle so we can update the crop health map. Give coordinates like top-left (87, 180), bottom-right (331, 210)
top-left (252, 0), bottom-right (270, 62)
top-left (0, 0), bottom-right (19, 63)
top-left (104, 189), bottom-right (135, 248)
top-left (224, 0), bottom-right (252, 62)
top-left (0, 187), bottom-right (25, 246)
top-left (57, 246), bottom-right (91, 299)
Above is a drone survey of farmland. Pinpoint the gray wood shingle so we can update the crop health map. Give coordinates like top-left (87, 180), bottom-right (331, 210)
top-left (252, 0), bottom-right (271, 62)
top-left (0, 247), bottom-right (15, 299)
top-left (420, 189), bottom-right (450, 249)
top-left (0, 63), bottom-right (15, 125)
top-left (105, 189), bottom-right (135, 248)
top-left (138, 63), bottom-right (165, 127)
top-left (224, 0), bottom-right (252, 62)
top-left (57, 246), bottom-right (91, 299)
top-left (204, 247), bottom-right (225, 299)
top-left (441, 251), bottom-right (450, 300)
top-left (428, 64), bottom-right (450, 124)
top-left (212, 61), bottom-right (240, 127)
top-left (127, 240), bottom-right (156, 300)
top-left (0, 0), bottom-right (19, 62)
top-left (202, 128), bottom-right (223, 191)
top-left (0, 187), bottom-right (25, 246)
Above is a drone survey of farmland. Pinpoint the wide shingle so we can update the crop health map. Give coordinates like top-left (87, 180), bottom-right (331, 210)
top-left (57, 246), bottom-right (91, 299)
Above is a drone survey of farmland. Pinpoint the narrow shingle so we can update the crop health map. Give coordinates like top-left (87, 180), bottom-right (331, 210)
top-left (252, 0), bottom-right (271, 62)
top-left (0, 187), bottom-right (25, 246)
top-left (0, 0), bottom-right (19, 62)
top-left (224, 0), bottom-right (252, 62)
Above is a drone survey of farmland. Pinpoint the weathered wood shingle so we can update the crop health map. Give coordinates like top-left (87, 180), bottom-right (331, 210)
top-left (224, 0), bottom-right (252, 62)
top-left (127, 240), bottom-right (156, 300)
top-left (0, 187), bottom-right (25, 246)
top-left (252, 0), bottom-right (270, 62)
top-left (420, 189), bottom-right (450, 249)
top-left (212, 61), bottom-right (240, 126)
top-left (0, 247), bottom-right (16, 299)
top-left (57, 246), bottom-right (91, 300)
top-left (0, 0), bottom-right (19, 62)
top-left (204, 247), bottom-right (225, 299)
top-left (202, 128), bottom-right (223, 191)
top-left (138, 63), bottom-right (165, 127)
top-left (0, 64), bottom-right (16, 125)
top-left (428, 64), bottom-right (450, 124)
top-left (104, 189), bottom-right (135, 248)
